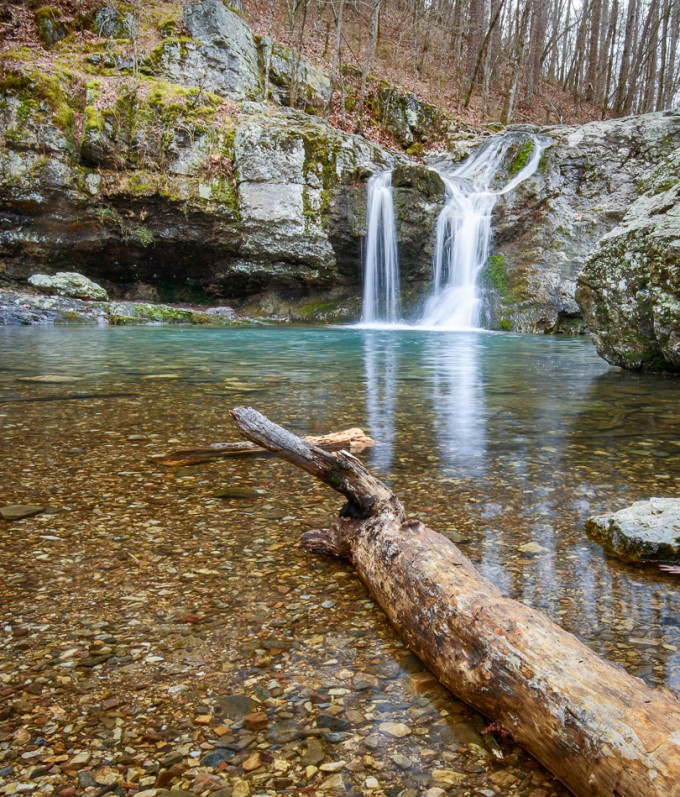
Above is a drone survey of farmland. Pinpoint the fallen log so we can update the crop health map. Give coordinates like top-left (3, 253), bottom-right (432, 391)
top-left (230, 406), bottom-right (680, 797)
top-left (154, 427), bottom-right (375, 467)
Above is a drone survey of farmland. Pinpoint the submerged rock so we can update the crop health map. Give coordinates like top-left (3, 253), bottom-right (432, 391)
top-left (0, 505), bottom-right (46, 521)
top-left (586, 498), bottom-right (680, 562)
top-left (28, 272), bottom-right (108, 301)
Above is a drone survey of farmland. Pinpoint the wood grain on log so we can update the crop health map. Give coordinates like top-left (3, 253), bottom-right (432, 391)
top-left (230, 406), bottom-right (680, 797)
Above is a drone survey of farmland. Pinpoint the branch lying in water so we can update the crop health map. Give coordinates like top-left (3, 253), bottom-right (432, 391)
top-left (153, 427), bottom-right (375, 467)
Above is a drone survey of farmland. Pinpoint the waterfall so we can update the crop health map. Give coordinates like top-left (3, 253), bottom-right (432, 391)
top-left (360, 171), bottom-right (401, 325)
top-left (420, 134), bottom-right (547, 330)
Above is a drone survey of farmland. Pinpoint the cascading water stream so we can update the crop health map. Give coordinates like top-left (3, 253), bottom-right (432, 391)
top-left (419, 134), bottom-right (548, 330)
top-left (360, 171), bottom-right (401, 326)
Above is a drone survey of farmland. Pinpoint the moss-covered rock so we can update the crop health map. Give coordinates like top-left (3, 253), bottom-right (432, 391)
top-left (576, 176), bottom-right (680, 372)
top-left (391, 164), bottom-right (446, 299)
top-left (36, 6), bottom-right (68, 47)
top-left (154, 0), bottom-right (263, 101)
top-left (28, 271), bottom-right (108, 300)
top-left (94, 6), bottom-right (136, 39)
top-left (491, 111), bottom-right (680, 333)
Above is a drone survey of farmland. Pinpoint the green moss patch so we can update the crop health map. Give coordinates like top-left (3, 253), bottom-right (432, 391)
top-left (507, 138), bottom-right (534, 177)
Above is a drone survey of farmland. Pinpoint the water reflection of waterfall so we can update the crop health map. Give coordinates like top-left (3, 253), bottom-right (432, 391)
top-left (420, 134), bottom-right (548, 330)
top-left (427, 333), bottom-right (487, 475)
top-left (361, 172), bottom-right (401, 326)
top-left (363, 332), bottom-right (399, 472)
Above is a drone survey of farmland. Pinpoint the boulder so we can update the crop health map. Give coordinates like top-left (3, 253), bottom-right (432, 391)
top-left (372, 86), bottom-right (449, 151)
top-left (36, 7), bottom-right (69, 47)
top-left (230, 113), bottom-right (399, 292)
top-left (157, 0), bottom-right (262, 101)
top-left (260, 38), bottom-right (330, 113)
top-left (576, 172), bottom-right (680, 372)
top-left (586, 498), bottom-right (680, 562)
top-left (94, 5), bottom-right (136, 39)
top-left (28, 272), bottom-right (109, 301)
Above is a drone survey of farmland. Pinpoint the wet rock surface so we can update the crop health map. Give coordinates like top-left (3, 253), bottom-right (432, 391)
top-left (391, 165), bottom-right (446, 309)
top-left (0, 291), bottom-right (239, 326)
top-left (586, 498), bottom-right (680, 562)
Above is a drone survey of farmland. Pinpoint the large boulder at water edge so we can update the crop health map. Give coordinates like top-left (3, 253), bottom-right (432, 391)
top-left (576, 164), bottom-right (680, 372)
top-left (586, 498), bottom-right (680, 563)
top-left (28, 272), bottom-right (109, 301)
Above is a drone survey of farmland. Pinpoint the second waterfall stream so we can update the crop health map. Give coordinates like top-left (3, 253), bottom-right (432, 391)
top-left (360, 134), bottom-right (549, 329)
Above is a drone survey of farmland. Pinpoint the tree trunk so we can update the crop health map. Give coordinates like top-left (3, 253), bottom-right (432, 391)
top-left (614, 0), bottom-right (638, 115)
top-left (230, 407), bottom-right (680, 797)
top-left (600, 0), bottom-right (618, 116)
top-left (464, 0), bottom-right (507, 108)
top-left (662, 0), bottom-right (680, 109)
top-left (501, 1), bottom-right (530, 123)
top-left (465, 0), bottom-right (486, 98)
top-left (585, 0), bottom-right (602, 101)
top-left (356, 0), bottom-right (382, 134)
top-left (526, 0), bottom-right (548, 103)
top-left (325, 0), bottom-right (345, 119)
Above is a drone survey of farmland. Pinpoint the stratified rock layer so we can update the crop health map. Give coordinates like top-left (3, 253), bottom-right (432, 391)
top-left (586, 498), bottom-right (680, 562)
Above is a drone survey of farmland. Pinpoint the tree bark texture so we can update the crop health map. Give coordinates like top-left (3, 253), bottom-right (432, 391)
top-left (230, 407), bottom-right (680, 797)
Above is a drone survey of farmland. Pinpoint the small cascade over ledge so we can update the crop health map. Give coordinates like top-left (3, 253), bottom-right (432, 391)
top-left (419, 134), bottom-right (548, 330)
top-left (360, 171), bottom-right (401, 326)
top-left (357, 134), bottom-right (549, 331)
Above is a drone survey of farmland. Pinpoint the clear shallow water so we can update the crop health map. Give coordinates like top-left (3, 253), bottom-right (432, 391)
top-left (1, 326), bottom-right (679, 795)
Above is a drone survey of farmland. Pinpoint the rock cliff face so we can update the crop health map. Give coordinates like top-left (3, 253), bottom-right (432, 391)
top-left (0, 0), bottom-right (445, 322)
top-left (487, 112), bottom-right (680, 333)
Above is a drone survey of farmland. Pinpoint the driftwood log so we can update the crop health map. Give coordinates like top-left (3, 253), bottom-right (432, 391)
top-left (230, 407), bottom-right (680, 797)
top-left (154, 428), bottom-right (375, 466)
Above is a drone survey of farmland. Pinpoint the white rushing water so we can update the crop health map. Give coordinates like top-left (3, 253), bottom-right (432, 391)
top-left (419, 134), bottom-right (547, 330)
top-left (360, 171), bottom-right (401, 326)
